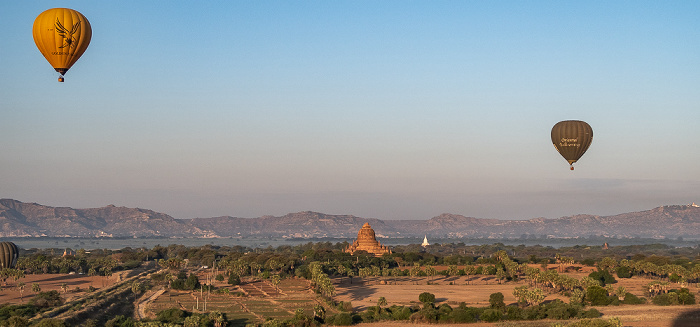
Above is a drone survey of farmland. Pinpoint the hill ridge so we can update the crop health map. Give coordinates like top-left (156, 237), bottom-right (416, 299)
top-left (1, 199), bottom-right (699, 239)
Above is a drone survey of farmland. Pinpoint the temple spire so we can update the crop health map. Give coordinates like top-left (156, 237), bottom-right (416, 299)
top-left (422, 235), bottom-right (430, 247)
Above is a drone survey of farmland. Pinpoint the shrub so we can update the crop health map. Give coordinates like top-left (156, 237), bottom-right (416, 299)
top-left (677, 288), bottom-right (696, 305)
top-left (415, 305), bottom-right (438, 323)
top-left (2, 316), bottom-right (28, 327)
top-left (29, 291), bottom-right (63, 308)
top-left (588, 269), bottom-right (617, 286)
top-left (157, 308), bottom-right (187, 324)
top-left (542, 300), bottom-right (574, 320)
top-left (504, 306), bottom-right (524, 320)
top-left (184, 273), bottom-right (200, 290)
top-left (0, 304), bottom-right (37, 322)
top-left (228, 274), bottom-right (240, 285)
top-left (545, 305), bottom-right (570, 320)
top-left (622, 293), bottom-right (646, 305)
top-left (33, 319), bottom-right (68, 327)
top-left (489, 292), bottom-right (505, 312)
top-left (616, 266), bottom-right (632, 278)
top-left (479, 308), bottom-right (503, 322)
top-left (579, 308), bottom-right (602, 318)
top-left (336, 301), bottom-right (352, 312)
top-left (437, 303), bottom-right (453, 321)
top-left (331, 313), bottom-right (352, 326)
top-left (105, 315), bottom-right (136, 327)
top-left (586, 286), bottom-right (613, 306)
top-left (653, 293), bottom-right (678, 306)
top-left (524, 305), bottom-right (545, 320)
top-left (389, 306), bottom-right (412, 320)
top-left (215, 274), bottom-right (224, 282)
top-left (669, 273), bottom-right (682, 283)
top-left (170, 279), bottom-right (185, 290)
top-left (566, 317), bottom-right (621, 327)
top-left (451, 307), bottom-right (477, 323)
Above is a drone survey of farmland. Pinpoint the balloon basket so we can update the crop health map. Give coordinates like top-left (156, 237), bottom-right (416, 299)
top-left (58, 76), bottom-right (64, 82)
top-left (570, 166), bottom-right (574, 171)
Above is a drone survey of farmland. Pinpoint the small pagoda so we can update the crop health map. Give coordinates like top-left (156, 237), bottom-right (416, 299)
top-left (345, 223), bottom-right (392, 257)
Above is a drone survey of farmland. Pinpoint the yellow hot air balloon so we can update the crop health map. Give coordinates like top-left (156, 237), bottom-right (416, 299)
top-left (33, 8), bottom-right (92, 82)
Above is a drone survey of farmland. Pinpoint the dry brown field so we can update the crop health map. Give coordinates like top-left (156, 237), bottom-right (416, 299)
top-left (333, 265), bottom-right (700, 327)
top-left (4, 266), bottom-right (700, 326)
top-left (0, 271), bottom-right (124, 304)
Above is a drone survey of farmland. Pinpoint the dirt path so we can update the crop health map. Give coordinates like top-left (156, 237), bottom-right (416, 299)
top-left (137, 288), bottom-right (166, 320)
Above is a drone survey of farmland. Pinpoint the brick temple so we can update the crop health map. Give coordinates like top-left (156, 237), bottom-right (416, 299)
top-left (344, 223), bottom-right (392, 257)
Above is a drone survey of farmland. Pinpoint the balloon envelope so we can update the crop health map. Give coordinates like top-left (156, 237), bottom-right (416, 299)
top-left (33, 8), bottom-right (92, 81)
top-left (0, 242), bottom-right (19, 269)
top-left (551, 120), bottom-right (593, 169)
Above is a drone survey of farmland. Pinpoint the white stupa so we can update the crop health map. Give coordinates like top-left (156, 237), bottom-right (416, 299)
top-left (421, 235), bottom-right (430, 247)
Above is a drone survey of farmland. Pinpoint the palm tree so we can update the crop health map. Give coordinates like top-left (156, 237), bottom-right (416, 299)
top-left (210, 311), bottom-right (226, 327)
top-left (271, 274), bottom-right (281, 292)
top-left (615, 286), bottom-right (627, 301)
top-left (336, 265), bottom-right (348, 284)
top-left (425, 265), bottom-right (437, 284)
top-left (313, 304), bottom-right (326, 322)
top-left (447, 265), bottom-right (459, 277)
top-left (496, 267), bottom-right (507, 284)
top-left (17, 282), bottom-right (25, 302)
top-left (132, 281), bottom-right (142, 294)
top-left (376, 296), bottom-right (387, 313)
top-left (183, 316), bottom-right (199, 327)
top-left (88, 267), bottom-right (97, 287)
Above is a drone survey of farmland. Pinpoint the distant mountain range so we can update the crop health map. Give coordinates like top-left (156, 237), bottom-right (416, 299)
top-left (1, 199), bottom-right (699, 239)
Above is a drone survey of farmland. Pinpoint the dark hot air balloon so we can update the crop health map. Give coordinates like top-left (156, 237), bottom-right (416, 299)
top-left (551, 120), bottom-right (593, 170)
top-left (33, 8), bottom-right (92, 82)
top-left (0, 242), bottom-right (19, 269)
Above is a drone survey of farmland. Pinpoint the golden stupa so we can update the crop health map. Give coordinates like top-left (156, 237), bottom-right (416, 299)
top-left (345, 223), bottom-right (392, 257)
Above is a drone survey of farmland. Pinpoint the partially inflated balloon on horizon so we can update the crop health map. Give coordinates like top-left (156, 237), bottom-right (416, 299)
top-left (0, 242), bottom-right (19, 269)
top-left (551, 120), bottom-right (593, 170)
top-left (33, 8), bottom-right (92, 82)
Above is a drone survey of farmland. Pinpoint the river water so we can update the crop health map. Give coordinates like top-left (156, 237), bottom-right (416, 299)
top-left (4, 236), bottom-right (697, 251)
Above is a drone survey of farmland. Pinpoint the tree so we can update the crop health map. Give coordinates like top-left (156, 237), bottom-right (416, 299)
top-left (447, 265), bottom-right (459, 276)
top-left (376, 296), bottom-right (387, 313)
top-left (227, 274), bottom-right (240, 286)
top-left (597, 257), bottom-right (618, 274)
top-left (314, 304), bottom-right (326, 322)
top-left (132, 281), bottom-right (143, 294)
top-left (615, 286), bottom-right (627, 301)
top-left (32, 283), bottom-right (41, 295)
top-left (209, 311), bottom-right (226, 327)
top-left (419, 292), bottom-right (435, 305)
top-left (586, 285), bottom-right (612, 306)
top-left (185, 273), bottom-right (200, 290)
top-left (496, 267), bottom-right (507, 284)
top-left (17, 282), bottom-right (25, 301)
top-left (489, 292), bottom-right (506, 312)
top-left (569, 289), bottom-right (585, 305)
top-left (425, 265), bottom-right (437, 283)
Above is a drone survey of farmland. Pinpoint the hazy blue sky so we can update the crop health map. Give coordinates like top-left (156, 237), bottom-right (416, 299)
top-left (2, 1), bottom-right (699, 220)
